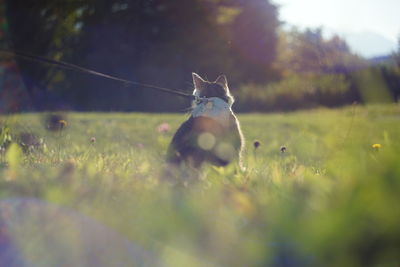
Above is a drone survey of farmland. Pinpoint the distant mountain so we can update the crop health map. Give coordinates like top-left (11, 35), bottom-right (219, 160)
top-left (342, 31), bottom-right (397, 58)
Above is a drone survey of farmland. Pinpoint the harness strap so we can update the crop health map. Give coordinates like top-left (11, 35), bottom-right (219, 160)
top-left (0, 48), bottom-right (195, 99)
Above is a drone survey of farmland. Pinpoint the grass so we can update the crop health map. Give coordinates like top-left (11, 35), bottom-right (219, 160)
top-left (0, 104), bottom-right (400, 266)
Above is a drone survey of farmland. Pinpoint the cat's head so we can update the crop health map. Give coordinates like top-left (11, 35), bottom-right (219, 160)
top-left (192, 73), bottom-right (234, 105)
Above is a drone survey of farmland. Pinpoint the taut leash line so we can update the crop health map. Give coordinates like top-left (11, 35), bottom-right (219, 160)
top-left (0, 48), bottom-right (194, 99)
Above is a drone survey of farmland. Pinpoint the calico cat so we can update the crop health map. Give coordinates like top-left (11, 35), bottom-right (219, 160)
top-left (166, 73), bottom-right (244, 168)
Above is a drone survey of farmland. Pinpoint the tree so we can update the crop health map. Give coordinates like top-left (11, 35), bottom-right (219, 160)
top-left (5, 0), bottom-right (86, 110)
top-left (224, 0), bottom-right (280, 84)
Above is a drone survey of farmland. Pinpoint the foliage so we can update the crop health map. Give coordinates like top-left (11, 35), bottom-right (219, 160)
top-left (352, 67), bottom-right (399, 103)
top-left (5, 0), bottom-right (84, 105)
top-left (0, 105), bottom-right (399, 265)
top-left (236, 73), bottom-right (351, 111)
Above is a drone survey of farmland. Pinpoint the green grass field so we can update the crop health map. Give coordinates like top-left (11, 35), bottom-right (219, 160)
top-left (1, 104), bottom-right (400, 266)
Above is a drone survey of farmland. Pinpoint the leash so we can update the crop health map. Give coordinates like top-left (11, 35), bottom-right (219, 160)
top-left (0, 48), bottom-right (195, 100)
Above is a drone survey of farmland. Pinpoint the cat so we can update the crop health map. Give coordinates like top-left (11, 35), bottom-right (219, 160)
top-left (166, 73), bottom-right (244, 169)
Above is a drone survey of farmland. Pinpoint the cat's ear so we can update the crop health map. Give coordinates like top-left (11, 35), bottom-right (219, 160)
top-left (192, 73), bottom-right (206, 90)
top-left (215, 75), bottom-right (228, 88)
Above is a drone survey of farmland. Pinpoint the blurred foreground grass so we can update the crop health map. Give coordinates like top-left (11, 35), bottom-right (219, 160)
top-left (0, 104), bottom-right (399, 266)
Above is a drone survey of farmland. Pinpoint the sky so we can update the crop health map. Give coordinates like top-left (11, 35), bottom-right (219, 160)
top-left (273, 0), bottom-right (400, 57)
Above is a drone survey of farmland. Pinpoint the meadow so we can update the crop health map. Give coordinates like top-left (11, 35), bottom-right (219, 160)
top-left (0, 104), bottom-right (399, 266)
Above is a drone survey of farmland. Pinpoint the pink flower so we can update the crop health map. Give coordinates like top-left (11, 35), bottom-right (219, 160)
top-left (157, 123), bottom-right (171, 134)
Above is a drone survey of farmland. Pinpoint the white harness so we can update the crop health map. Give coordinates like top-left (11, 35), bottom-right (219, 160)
top-left (191, 97), bottom-right (232, 125)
